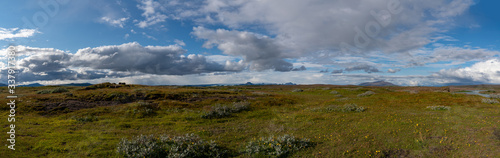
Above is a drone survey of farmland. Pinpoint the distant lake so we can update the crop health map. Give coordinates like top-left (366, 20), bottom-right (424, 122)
top-left (454, 90), bottom-right (490, 98)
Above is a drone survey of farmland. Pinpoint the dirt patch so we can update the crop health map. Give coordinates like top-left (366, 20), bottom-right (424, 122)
top-left (37, 100), bottom-right (122, 115)
top-left (380, 149), bottom-right (411, 158)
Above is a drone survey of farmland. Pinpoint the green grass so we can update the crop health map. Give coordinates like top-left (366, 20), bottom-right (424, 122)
top-left (0, 85), bottom-right (499, 157)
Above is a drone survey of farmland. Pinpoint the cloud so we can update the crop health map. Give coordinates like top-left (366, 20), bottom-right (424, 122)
top-left (344, 64), bottom-right (381, 73)
top-left (100, 17), bottom-right (129, 28)
top-left (136, 0), bottom-right (167, 28)
top-left (0, 43), bottom-right (247, 83)
top-left (291, 65), bottom-right (306, 71)
top-left (174, 39), bottom-right (186, 46)
top-left (70, 42), bottom-right (230, 75)
top-left (387, 68), bottom-right (401, 73)
top-left (192, 26), bottom-right (294, 72)
top-left (0, 28), bottom-right (39, 40)
top-left (434, 58), bottom-right (500, 84)
top-left (331, 69), bottom-right (344, 74)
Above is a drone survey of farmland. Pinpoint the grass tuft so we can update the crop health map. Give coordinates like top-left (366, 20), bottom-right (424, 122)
top-left (481, 98), bottom-right (499, 104)
top-left (426, 106), bottom-right (451, 110)
top-left (245, 134), bottom-right (313, 158)
top-left (201, 102), bottom-right (250, 119)
top-left (117, 134), bottom-right (229, 158)
top-left (357, 91), bottom-right (375, 97)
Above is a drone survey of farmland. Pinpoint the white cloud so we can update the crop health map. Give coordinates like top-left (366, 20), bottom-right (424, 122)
top-left (0, 28), bottom-right (39, 40)
top-left (435, 59), bottom-right (500, 84)
top-left (166, 0), bottom-right (476, 65)
top-left (136, 0), bottom-right (167, 28)
top-left (192, 26), bottom-right (294, 71)
top-left (174, 39), bottom-right (186, 46)
top-left (100, 17), bottom-right (129, 28)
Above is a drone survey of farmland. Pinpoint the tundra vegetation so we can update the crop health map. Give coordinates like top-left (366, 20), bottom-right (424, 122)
top-left (0, 83), bottom-right (499, 157)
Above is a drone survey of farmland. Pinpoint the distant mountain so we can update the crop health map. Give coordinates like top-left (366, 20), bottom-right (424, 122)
top-left (0, 83), bottom-right (7, 87)
top-left (359, 81), bottom-right (398, 87)
top-left (57, 83), bottom-right (93, 87)
top-left (19, 83), bottom-right (45, 87)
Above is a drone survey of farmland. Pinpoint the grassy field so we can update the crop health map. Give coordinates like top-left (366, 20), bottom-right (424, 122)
top-left (1, 83), bottom-right (499, 157)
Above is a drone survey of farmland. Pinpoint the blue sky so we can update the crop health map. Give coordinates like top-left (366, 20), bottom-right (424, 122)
top-left (1, 0), bottom-right (500, 86)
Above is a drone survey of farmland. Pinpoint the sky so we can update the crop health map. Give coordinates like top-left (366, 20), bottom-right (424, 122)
top-left (1, 0), bottom-right (500, 86)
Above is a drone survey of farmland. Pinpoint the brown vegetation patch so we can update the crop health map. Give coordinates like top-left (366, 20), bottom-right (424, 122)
top-left (37, 100), bottom-right (121, 115)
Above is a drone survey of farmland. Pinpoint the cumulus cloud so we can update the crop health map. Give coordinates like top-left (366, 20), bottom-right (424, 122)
top-left (0, 28), bottom-right (39, 40)
top-left (167, 0), bottom-right (474, 56)
top-left (136, 0), bottom-right (167, 28)
top-left (192, 26), bottom-right (294, 72)
top-left (100, 17), bottom-right (129, 28)
top-left (0, 43), bottom-right (246, 83)
top-left (70, 42), bottom-right (231, 75)
top-left (434, 59), bottom-right (500, 84)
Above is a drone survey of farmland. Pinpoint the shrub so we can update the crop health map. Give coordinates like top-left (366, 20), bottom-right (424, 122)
top-left (36, 87), bottom-right (69, 94)
top-left (51, 87), bottom-right (69, 93)
top-left (342, 103), bottom-right (366, 112)
top-left (292, 89), bottom-right (303, 92)
top-left (127, 102), bottom-right (160, 118)
top-left (117, 134), bottom-right (228, 158)
top-left (481, 98), bottom-right (499, 104)
top-left (36, 89), bottom-right (52, 94)
top-left (426, 106), bottom-right (451, 110)
top-left (201, 102), bottom-right (250, 119)
top-left (490, 94), bottom-right (500, 99)
top-left (357, 91), bottom-right (375, 97)
top-left (245, 134), bottom-right (312, 157)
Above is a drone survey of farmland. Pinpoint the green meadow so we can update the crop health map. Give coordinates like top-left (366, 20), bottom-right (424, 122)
top-left (1, 83), bottom-right (499, 157)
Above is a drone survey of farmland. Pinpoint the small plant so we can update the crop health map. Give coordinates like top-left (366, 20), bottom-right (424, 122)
top-left (426, 106), bottom-right (451, 110)
top-left (201, 102), bottom-right (250, 119)
top-left (481, 98), bottom-right (499, 104)
top-left (245, 134), bottom-right (313, 157)
top-left (72, 116), bottom-right (98, 123)
top-left (357, 91), bottom-right (375, 97)
top-left (117, 134), bottom-right (228, 158)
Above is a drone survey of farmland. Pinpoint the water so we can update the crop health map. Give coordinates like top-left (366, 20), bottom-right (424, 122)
top-left (454, 90), bottom-right (490, 98)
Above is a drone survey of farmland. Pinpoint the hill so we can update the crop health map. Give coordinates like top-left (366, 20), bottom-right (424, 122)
top-left (359, 80), bottom-right (398, 86)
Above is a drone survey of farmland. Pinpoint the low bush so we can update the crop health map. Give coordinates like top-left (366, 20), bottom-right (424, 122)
top-left (357, 91), bottom-right (375, 97)
top-left (36, 87), bottom-right (69, 94)
top-left (201, 102), bottom-right (250, 119)
top-left (342, 103), bottom-right (366, 112)
top-left (481, 98), bottom-right (499, 104)
top-left (117, 134), bottom-right (228, 158)
top-left (245, 134), bottom-right (313, 157)
top-left (426, 106), bottom-right (451, 110)
top-left (292, 89), bottom-right (303, 92)
top-left (489, 94), bottom-right (500, 99)
top-left (316, 104), bottom-right (366, 113)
